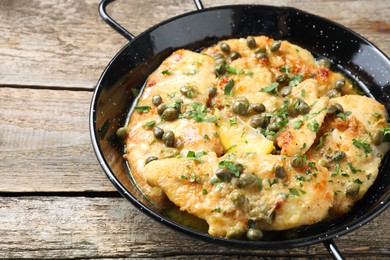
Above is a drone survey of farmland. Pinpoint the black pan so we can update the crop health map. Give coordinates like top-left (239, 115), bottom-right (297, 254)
top-left (90, 0), bottom-right (390, 258)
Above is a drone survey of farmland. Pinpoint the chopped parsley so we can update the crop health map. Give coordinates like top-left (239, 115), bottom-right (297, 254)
top-left (371, 113), bottom-right (382, 118)
top-left (280, 65), bottom-right (291, 74)
top-left (348, 162), bottom-right (361, 174)
top-left (260, 82), bottom-right (279, 94)
top-left (352, 138), bottom-right (372, 153)
top-left (143, 120), bottom-right (156, 128)
top-left (224, 79), bottom-right (235, 95)
top-left (289, 74), bottom-right (303, 87)
top-left (134, 105), bottom-right (151, 113)
top-left (253, 174), bottom-right (263, 192)
top-left (292, 120), bottom-right (304, 130)
top-left (212, 207), bottom-right (222, 213)
top-left (186, 150), bottom-right (207, 163)
top-left (331, 164), bottom-right (340, 177)
top-left (161, 69), bottom-right (172, 75)
top-left (218, 160), bottom-right (242, 177)
top-left (179, 102), bottom-right (217, 123)
top-left (289, 188), bottom-right (306, 196)
top-left (337, 111), bottom-right (351, 120)
top-left (382, 125), bottom-right (390, 142)
top-left (209, 177), bottom-right (219, 184)
top-left (167, 92), bottom-right (176, 99)
top-left (307, 119), bottom-right (320, 132)
top-left (225, 64), bottom-right (253, 76)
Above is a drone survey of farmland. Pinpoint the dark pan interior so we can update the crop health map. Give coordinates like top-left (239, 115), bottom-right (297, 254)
top-left (90, 5), bottom-right (390, 249)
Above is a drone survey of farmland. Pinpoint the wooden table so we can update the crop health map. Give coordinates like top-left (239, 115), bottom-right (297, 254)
top-left (1, 0), bottom-right (389, 258)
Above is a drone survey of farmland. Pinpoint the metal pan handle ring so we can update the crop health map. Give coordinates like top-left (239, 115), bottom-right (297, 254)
top-left (323, 239), bottom-right (345, 260)
top-left (99, 0), bottom-right (204, 41)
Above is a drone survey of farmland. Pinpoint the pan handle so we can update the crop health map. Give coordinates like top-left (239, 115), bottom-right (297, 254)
top-left (99, 0), bottom-right (205, 41)
top-left (98, 0), bottom-right (135, 41)
top-left (323, 239), bottom-right (345, 260)
top-left (194, 0), bottom-right (204, 10)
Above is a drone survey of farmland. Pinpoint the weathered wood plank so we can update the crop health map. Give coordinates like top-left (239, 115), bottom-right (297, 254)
top-left (0, 196), bottom-right (388, 259)
top-left (0, 0), bottom-right (388, 89)
top-left (0, 87), bottom-right (115, 192)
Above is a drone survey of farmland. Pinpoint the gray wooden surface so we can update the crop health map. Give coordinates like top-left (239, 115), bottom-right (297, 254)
top-left (0, 0), bottom-right (389, 258)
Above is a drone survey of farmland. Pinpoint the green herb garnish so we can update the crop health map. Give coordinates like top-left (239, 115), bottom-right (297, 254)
top-left (224, 79), bottom-right (235, 95)
top-left (260, 82), bottom-right (279, 94)
top-left (134, 105), bottom-right (151, 113)
top-left (352, 138), bottom-right (372, 153)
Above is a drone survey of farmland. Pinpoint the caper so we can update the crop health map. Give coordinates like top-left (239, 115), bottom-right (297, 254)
top-left (175, 98), bottom-right (183, 105)
top-left (180, 86), bottom-right (190, 96)
top-left (116, 127), bottom-right (127, 140)
top-left (279, 86), bottom-right (292, 97)
top-left (157, 103), bottom-right (167, 115)
top-left (345, 183), bottom-right (360, 197)
top-left (287, 98), bottom-right (301, 117)
top-left (220, 43), bottom-right (231, 53)
top-left (268, 122), bottom-right (279, 132)
top-left (160, 147), bottom-right (179, 159)
top-left (215, 58), bottom-right (226, 66)
top-left (230, 51), bottom-right (240, 61)
top-left (372, 130), bottom-right (384, 146)
top-left (145, 156), bottom-right (158, 165)
top-left (161, 107), bottom-right (179, 121)
top-left (226, 227), bottom-right (245, 239)
top-left (162, 131), bottom-right (175, 147)
top-left (255, 52), bottom-right (267, 59)
top-left (151, 94), bottom-right (163, 106)
top-left (276, 73), bottom-right (288, 84)
top-left (334, 78), bottom-right (346, 90)
top-left (326, 89), bottom-right (340, 98)
top-left (246, 36), bottom-right (257, 49)
top-left (238, 173), bottom-right (256, 188)
top-left (275, 165), bottom-right (286, 179)
top-left (153, 126), bottom-right (164, 139)
top-left (268, 116), bottom-right (283, 131)
top-left (249, 114), bottom-right (266, 128)
top-left (208, 86), bottom-right (217, 98)
top-left (215, 64), bottom-right (226, 76)
top-left (270, 41), bottom-right (281, 52)
top-left (250, 103), bottom-right (266, 114)
top-left (232, 97), bottom-right (249, 115)
top-left (335, 103), bottom-right (344, 113)
top-left (290, 155), bottom-right (304, 168)
top-left (180, 86), bottom-right (196, 98)
top-left (247, 228), bottom-right (263, 240)
top-left (230, 190), bottom-right (245, 206)
top-left (331, 150), bottom-right (346, 161)
top-left (319, 157), bottom-right (331, 167)
top-left (235, 163), bottom-right (245, 174)
top-left (317, 58), bottom-right (331, 68)
top-left (255, 47), bottom-right (266, 54)
top-left (327, 104), bottom-right (338, 115)
top-left (215, 166), bottom-right (234, 181)
top-left (213, 53), bottom-right (224, 60)
top-left (298, 101), bottom-right (310, 115)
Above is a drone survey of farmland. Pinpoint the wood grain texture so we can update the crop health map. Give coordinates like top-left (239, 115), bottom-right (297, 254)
top-left (0, 0), bottom-right (388, 89)
top-left (0, 197), bottom-right (388, 259)
top-left (0, 87), bottom-right (116, 192)
top-left (0, 0), bottom-right (389, 258)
